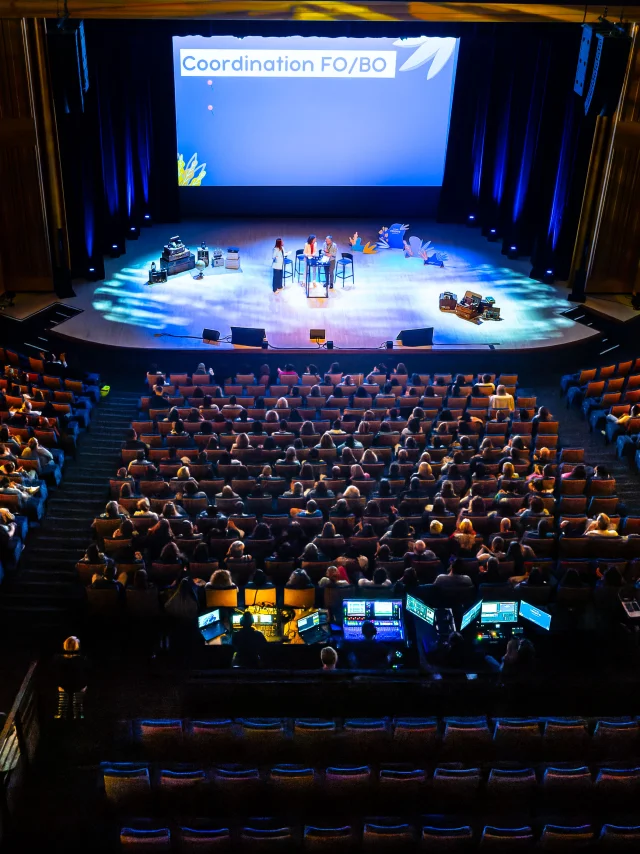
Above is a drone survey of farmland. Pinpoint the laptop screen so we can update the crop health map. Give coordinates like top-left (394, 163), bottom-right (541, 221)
top-left (406, 594), bottom-right (435, 625)
top-left (198, 609), bottom-right (220, 628)
top-left (297, 611), bottom-right (321, 633)
top-left (480, 601), bottom-right (518, 625)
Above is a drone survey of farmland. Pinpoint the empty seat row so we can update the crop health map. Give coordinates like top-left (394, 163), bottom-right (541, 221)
top-left (104, 761), bottom-right (640, 813)
top-left (116, 717), bottom-right (640, 762)
top-left (120, 820), bottom-right (640, 851)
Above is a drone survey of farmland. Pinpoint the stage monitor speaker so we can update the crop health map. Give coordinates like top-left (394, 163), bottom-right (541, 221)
top-left (397, 327), bottom-right (434, 347)
top-left (574, 23), bottom-right (608, 96)
top-left (583, 29), bottom-right (631, 116)
top-left (202, 328), bottom-right (220, 342)
top-left (231, 326), bottom-right (266, 347)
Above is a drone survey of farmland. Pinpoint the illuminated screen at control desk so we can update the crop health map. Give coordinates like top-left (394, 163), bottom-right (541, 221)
top-left (480, 602), bottom-right (518, 625)
top-left (342, 599), bottom-right (405, 642)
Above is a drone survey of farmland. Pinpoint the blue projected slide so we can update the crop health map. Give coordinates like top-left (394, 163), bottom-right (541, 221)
top-left (173, 35), bottom-right (459, 187)
top-left (519, 600), bottom-right (552, 631)
top-left (460, 600), bottom-right (482, 631)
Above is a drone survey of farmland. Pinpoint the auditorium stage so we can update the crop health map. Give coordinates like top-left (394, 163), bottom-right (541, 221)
top-left (51, 219), bottom-right (598, 352)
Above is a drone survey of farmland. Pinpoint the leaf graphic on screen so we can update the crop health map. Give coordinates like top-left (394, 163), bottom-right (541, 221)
top-left (394, 37), bottom-right (457, 79)
top-left (178, 153), bottom-right (207, 186)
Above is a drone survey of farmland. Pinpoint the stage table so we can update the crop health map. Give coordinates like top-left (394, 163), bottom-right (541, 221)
top-left (305, 256), bottom-right (330, 299)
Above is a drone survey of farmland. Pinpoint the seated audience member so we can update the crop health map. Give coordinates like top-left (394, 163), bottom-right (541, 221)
top-left (205, 568), bottom-right (237, 590)
top-left (245, 568), bottom-right (274, 589)
top-left (286, 568), bottom-right (314, 589)
top-left (232, 611), bottom-right (268, 667)
top-left (434, 558), bottom-right (474, 589)
top-left (358, 567), bottom-right (392, 589)
top-left (320, 646), bottom-right (338, 671)
top-left (450, 518), bottom-right (478, 556)
top-left (500, 638), bottom-right (536, 681)
top-left (584, 513), bottom-right (618, 537)
top-left (318, 565), bottom-right (351, 588)
top-left (347, 620), bottom-right (391, 670)
top-left (90, 563), bottom-right (123, 595)
top-left (295, 499), bottom-right (322, 519)
top-left (514, 566), bottom-right (549, 591)
top-left (394, 566), bottom-right (420, 595)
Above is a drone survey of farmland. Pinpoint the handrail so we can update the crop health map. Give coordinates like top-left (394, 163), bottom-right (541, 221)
top-left (0, 661), bottom-right (40, 846)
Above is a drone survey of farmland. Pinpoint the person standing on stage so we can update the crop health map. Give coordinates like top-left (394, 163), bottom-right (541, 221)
top-left (323, 235), bottom-right (337, 289)
top-left (272, 237), bottom-right (285, 294)
top-left (303, 234), bottom-right (317, 283)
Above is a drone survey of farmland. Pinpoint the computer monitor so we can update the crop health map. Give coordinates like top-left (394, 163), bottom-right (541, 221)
top-left (480, 601), bottom-right (518, 625)
top-left (342, 599), bottom-right (405, 642)
top-left (232, 612), bottom-right (275, 626)
top-left (460, 600), bottom-right (482, 631)
top-left (519, 600), bottom-right (552, 631)
top-left (198, 609), bottom-right (224, 641)
top-left (406, 593), bottom-right (435, 626)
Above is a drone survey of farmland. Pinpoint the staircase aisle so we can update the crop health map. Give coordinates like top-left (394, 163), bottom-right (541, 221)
top-left (0, 389), bottom-right (140, 639)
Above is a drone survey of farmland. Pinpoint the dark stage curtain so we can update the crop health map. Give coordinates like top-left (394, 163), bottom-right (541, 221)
top-left (50, 21), bottom-right (179, 276)
top-left (439, 25), bottom-right (595, 278)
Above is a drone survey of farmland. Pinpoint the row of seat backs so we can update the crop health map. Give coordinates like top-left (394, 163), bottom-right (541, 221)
top-left (119, 820), bottom-right (640, 851)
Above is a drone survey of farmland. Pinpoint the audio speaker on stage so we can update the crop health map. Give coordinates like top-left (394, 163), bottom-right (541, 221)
top-left (577, 25), bottom-right (631, 116)
top-left (231, 326), bottom-right (266, 347)
top-left (202, 328), bottom-right (220, 342)
top-left (397, 327), bottom-right (434, 347)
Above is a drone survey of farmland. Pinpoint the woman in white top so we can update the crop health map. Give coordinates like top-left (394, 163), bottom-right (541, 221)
top-left (489, 384), bottom-right (515, 412)
top-left (272, 237), bottom-right (285, 293)
top-left (303, 234), bottom-right (317, 283)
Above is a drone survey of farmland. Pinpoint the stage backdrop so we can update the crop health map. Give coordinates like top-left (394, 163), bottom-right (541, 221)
top-left (173, 34), bottom-right (459, 216)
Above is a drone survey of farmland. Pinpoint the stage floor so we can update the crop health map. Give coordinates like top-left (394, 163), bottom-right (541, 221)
top-left (53, 219), bottom-right (598, 352)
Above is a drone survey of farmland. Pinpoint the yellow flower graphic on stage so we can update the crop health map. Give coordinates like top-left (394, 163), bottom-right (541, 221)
top-left (178, 153), bottom-right (207, 186)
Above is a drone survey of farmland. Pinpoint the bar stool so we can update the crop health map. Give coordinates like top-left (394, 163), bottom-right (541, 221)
top-left (294, 249), bottom-right (306, 282)
top-left (336, 252), bottom-right (354, 287)
top-left (282, 254), bottom-right (294, 286)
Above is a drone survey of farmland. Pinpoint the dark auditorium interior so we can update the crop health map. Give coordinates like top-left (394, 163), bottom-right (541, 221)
top-left (2, 2), bottom-right (640, 853)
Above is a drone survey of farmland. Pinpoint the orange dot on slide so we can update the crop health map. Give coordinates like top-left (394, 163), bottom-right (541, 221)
top-left (207, 105), bottom-right (213, 111)
top-left (207, 80), bottom-right (212, 85)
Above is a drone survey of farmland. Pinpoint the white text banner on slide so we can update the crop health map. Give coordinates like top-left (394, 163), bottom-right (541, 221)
top-left (180, 49), bottom-right (397, 78)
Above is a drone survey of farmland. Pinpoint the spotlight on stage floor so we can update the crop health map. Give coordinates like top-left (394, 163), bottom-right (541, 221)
top-left (466, 214), bottom-right (477, 228)
top-left (386, 340), bottom-right (394, 349)
top-left (142, 214), bottom-right (152, 228)
top-left (506, 244), bottom-right (519, 260)
top-left (326, 340), bottom-right (334, 350)
top-left (128, 225), bottom-right (140, 241)
top-left (202, 327), bottom-right (220, 343)
top-left (310, 329), bottom-right (326, 344)
top-left (487, 228), bottom-right (499, 243)
top-left (110, 243), bottom-right (123, 258)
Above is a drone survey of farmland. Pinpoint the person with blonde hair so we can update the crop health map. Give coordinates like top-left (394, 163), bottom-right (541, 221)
top-left (205, 568), bottom-right (237, 589)
top-left (343, 484), bottom-right (361, 499)
top-left (52, 636), bottom-right (89, 721)
top-left (226, 540), bottom-right (248, 561)
top-left (584, 513), bottom-right (619, 537)
top-left (452, 517), bottom-right (477, 553)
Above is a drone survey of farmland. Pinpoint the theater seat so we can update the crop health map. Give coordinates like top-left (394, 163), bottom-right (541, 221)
top-left (542, 719), bottom-right (589, 760)
top-left (362, 821), bottom-right (416, 851)
top-left (378, 766), bottom-right (426, 806)
top-left (267, 764), bottom-right (316, 800)
top-left (136, 719), bottom-right (183, 757)
top-left (293, 719), bottom-right (337, 758)
top-left (342, 718), bottom-right (389, 759)
top-left (598, 824), bottom-right (640, 850)
top-left (187, 719), bottom-right (236, 760)
top-left (594, 766), bottom-right (640, 808)
top-left (442, 717), bottom-right (492, 759)
top-left (102, 765), bottom-right (150, 809)
top-left (392, 717), bottom-right (439, 758)
top-left (539, 824), bottom-right (593, 851)
top-left (486, 767), bottom-right (536, 804)
top-left (303, 825), bottom-right (355, 851)
top-left (493, 719), bottom-right (542, 759)
top-left (541, 767), bottom-right (593, 807)
top-left (178, 826), bottom-right (232, 852)
top-left (431, 767), bottom-right (482, 808)
top-left (120, 827), bottom-right (171, 852)
top-left (480, 825), bottom-right (534, 850)
top-left (592, 720), bottom-right (640, 759)
top-left (420, 824), bottom-right (474, 851)
top-left (238, 824), bottom-right (295, 852)
top-left (238, 718), bottom-right (287, 759)
top-left (324, 765), bottom-right (372, 801)
top-left (211, 767), bottom-right (261, 808)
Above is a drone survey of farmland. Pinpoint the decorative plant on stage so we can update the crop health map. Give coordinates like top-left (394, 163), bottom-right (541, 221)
top-left (177, 153), bottom-right (207, 186)
top-left (402, 236), bottom-right (449, 267)
top-left (377, 224), bottom-right (409, 250)
top-left (349, 232), bottom-right (363, 251)
top-left (422, 249), bottom-right (449, 268)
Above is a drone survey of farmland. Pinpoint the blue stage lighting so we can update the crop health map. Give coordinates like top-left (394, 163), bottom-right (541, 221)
top-left (487, 227), bottom-right (499, 242)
